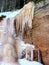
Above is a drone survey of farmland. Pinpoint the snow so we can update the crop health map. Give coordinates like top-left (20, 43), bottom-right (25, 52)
top-left (19, 58), bottom-right (43, 65)
top-left (0, 62), bottom-right (18, 65)
top-left (16, 38), bottom-right (35, 51)
top-left (0, 58), bottom-right (43, 65)
top-left (25, 43), bottom-right (35, 49)
top-left (0, 9), bottom-right (21, 18)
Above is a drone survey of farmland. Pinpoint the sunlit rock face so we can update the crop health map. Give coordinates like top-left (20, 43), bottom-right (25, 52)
top-left (29, 8), bottom-right (49, 64)
top-left (32, 15), bottom-right (49, 48)
top-left (32, 13), bottom-right (49, 64)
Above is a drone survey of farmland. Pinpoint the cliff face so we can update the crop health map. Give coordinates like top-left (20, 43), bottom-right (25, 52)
top-left (32, 9), bottom-right (49, 47)
top-left (32, 15), bottom-right (49, 49)
top-left (32, 9), bottom-right (49, 65)
top-left (23, 8), bottom-right (49, 65)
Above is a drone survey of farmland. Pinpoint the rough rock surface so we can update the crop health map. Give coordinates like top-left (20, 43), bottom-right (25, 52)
top-left (23, 8), bottom-right (49, 65)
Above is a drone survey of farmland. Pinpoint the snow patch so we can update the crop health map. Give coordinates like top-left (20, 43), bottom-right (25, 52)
top-left (16, 38), bottom-right (35, 50)
top-left (19, 58), bottom-right (43, 65)
top-left (0, 62), bottom-right (18, 65)
top-left (0, 9), bottom-right (22, 18)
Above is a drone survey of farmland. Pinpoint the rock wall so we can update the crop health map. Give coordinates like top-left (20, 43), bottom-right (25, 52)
top-left (32, 9), bottom-right (49, 65)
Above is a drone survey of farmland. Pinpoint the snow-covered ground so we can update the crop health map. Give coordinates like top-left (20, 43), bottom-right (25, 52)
top-left (0, 58), bottom-right (43, 65)
top-left (19, 58), bottom-right (43, 65)
top-left (0, 9), bottom-right (21, 18)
